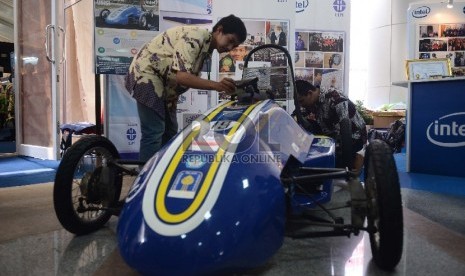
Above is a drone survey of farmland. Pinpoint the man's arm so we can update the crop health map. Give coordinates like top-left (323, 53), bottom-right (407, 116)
top-left (175, 71), bottom-right (236, 94)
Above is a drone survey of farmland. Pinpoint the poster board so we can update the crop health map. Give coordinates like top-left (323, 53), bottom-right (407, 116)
top-left (408, 2), bottom-right (465, 77)
top-left (295, 0), bottom-right (350, 96)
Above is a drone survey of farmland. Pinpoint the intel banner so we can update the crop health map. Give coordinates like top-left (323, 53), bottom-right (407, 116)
top-left (410, 80), bottom-right (465, 177)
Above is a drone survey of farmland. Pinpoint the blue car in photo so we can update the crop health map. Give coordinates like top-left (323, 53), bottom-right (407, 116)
top-left (99, 5), bottom-right (157, 30)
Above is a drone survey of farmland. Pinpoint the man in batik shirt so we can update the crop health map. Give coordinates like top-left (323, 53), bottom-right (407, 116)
top-left (125, 14), bottom-right (247, 162)
top-left (295, 80), bottom-right (367, 171)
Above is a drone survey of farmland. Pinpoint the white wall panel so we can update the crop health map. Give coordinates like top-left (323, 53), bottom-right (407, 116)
top-left (390, 84), bottom-right (407, 104)
top-left (369, 0), bottom-right (391, 29)
top-left (367, 26), bottom-right (391, 88)
top-left (391, 23), bottom-right (408, 82)
top-left (366, 86), bottom-right (390, 110)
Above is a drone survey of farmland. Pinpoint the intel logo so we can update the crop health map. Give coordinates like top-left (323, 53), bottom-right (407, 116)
top-left (296, 0), bottom-right (309, 13)
top-left (412, 6), bottom-right (430, 18)
top-left (426, 112), bottom-right (465, 147)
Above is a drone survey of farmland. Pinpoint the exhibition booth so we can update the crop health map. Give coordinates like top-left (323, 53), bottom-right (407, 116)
top-left (390, 1), bottom-right (465, 177)
top-left (13, 0), bottom-right (351, 161)
top-left (9, 0), bottom-right (465, 178)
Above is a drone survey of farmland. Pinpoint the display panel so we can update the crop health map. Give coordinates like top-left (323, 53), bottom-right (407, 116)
top-left (294, 30), bottom-right (345, 93)
top-left (417, 23), bottom-right (465, 77)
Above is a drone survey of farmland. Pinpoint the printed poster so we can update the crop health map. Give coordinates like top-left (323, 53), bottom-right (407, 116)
top-left (94, 0), bottom-right (160, 74)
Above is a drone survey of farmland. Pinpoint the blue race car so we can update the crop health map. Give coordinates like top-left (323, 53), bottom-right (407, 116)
top-left (53, 45), bottom-right (403, 275)
top-left (99, 5), bottom-right (157, 30)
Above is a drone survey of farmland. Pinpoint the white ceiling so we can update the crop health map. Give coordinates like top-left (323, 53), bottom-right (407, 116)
top-left (0, 0), bottom-right (13, 43)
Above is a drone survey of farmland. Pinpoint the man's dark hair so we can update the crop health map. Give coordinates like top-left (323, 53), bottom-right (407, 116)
top-left (213, 14), bottom-right (247, 43)
top-left (295, 79), bottom-right (317, 96)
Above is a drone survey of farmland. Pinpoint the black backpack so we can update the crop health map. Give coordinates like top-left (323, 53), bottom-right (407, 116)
top-left (368, 119), bottom-right (405, 153)
top-left (385, 119), bottom-right (406, 153)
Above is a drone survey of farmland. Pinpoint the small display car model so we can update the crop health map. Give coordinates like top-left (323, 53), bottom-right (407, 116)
top-left (99, 5), bottom-right (157, 30)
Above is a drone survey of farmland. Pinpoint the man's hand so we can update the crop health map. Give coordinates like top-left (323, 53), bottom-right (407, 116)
top-left (176, 71), bottom-right (235, 94)
top-left (216, 78), bottom-right (236, 95)
top-left (306, 113), bottom-right (316, 121)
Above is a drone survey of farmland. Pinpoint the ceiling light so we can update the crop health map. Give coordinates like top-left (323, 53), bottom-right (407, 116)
top-left (447, 0), bottom-right (453, 8)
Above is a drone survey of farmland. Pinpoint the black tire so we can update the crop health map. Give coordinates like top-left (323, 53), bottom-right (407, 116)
top-left (364, 139), bottom-right (403, 270)
top-left (336, 118), bottom-right (353, 169)
top-left (53, 135), bottom-right (122, 235)
top-left (99, 9), bottom-right (110, 20)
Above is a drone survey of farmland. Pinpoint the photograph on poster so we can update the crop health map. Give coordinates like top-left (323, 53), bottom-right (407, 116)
top-left (266, 21), bottom-right (288, 47)
top-left (320, 69), bottom-right (343, 92)
top-left (448, 38), bottom-right (465, 51)
top-left (243, 21), bottom-right (266, 46)
top-left (419, 24), bottom-right (439, 38)
top-left (218, 45), bottom-right (252, 73)
top-left (418, 39), bottom-right (448, 52)
top-left (453, 52), bottom-right (465, 67)
top-left (324, 53), bottom-right (343, 69)
top-left (295, 52), bottom-right (305, 67)
top-left (218, 19), bottom-right (288, 79)
top-left (292, 30), bottom-right (345, 92)
top-left (95, 0), bottom-right (160, 31)
top-left (419, 53), bottom-right (430, 59)
top-left (272, 76), bottom-right (290, 99)
top-left (452, 67), bottom-right (465, 76)
top-left (295, 32), bottom-right (308, 51)
top-left (417, 23), bottom-right (465, 76)
top-left (270, 52), bottom-right (288, 67)
top-left (308, 32), bottom-right (344, 52)
top-left (420, 52), bottom-right (452, 60)
top-left (216, 18), bottom-right (292, 101)
top-left (295, 68), bottom-right (313, 82)
top-left (440, 24), bottom-right (465, 37)
top-left (305, 52), bottom-right (323, 68)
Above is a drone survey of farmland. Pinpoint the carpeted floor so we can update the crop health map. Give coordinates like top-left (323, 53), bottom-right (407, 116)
top-left (394, 152), bottom-right (465, 197)
top-left (0, 155), bottom-right (60, 188)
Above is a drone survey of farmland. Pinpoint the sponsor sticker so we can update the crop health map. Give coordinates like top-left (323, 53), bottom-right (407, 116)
top-left (168, 171), bottom-right (203, 199)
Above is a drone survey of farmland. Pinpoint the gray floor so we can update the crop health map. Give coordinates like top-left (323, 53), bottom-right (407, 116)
top-left (0, 182), bottom-right (464, 275)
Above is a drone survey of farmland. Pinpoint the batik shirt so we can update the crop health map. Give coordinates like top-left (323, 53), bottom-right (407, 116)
top-left (310, 87), bottom-right (367, 150)
top-left (125, 26), bottom-right (212, 118)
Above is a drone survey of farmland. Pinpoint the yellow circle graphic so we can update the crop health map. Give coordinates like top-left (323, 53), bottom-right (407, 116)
top-left (181, 175), bottom-right (195, 185)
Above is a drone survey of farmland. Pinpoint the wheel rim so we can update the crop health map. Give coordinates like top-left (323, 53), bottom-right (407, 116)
top-left (71, 146), bottom-right (115, 222)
